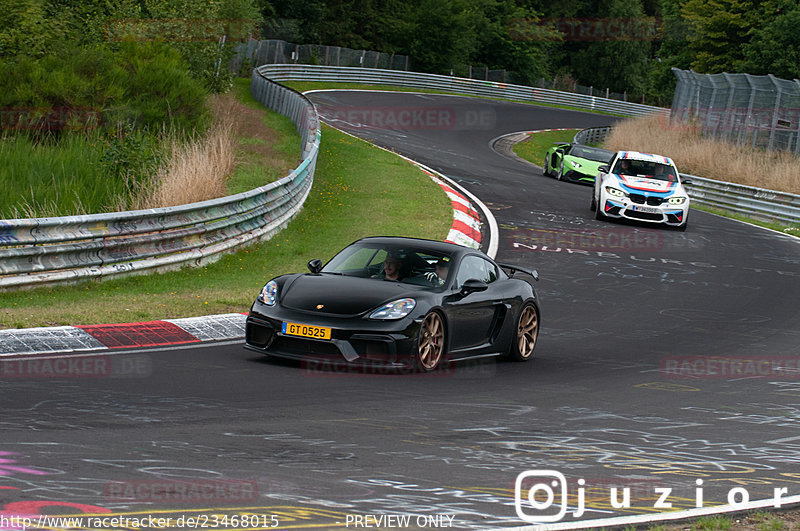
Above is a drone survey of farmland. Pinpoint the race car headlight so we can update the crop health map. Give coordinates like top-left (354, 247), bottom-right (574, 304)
top-left (668, 196), bottom-right (687, 205)
top-left (571, 162), bottom-right (582, 169)
top-left (605, 186), bottom-right (625, 198)
top-left (258, 280), bottom-right (278, 306)
top-left (369, 298), bottom-right (416, 320)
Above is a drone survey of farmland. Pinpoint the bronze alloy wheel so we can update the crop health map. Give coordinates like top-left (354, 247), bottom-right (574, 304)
top-left (416, 312), bottom-right (445, 371)
top-left (512, 303), bottom-right (539, 361)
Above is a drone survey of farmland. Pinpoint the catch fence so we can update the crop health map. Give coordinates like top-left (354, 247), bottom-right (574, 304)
top-left (671, 68), bottom-right (800, 155)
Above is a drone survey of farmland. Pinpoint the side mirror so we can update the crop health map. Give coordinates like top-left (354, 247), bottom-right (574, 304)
top-left (307, 259), bottom-right (323, 274)
top-left (460, 278), bottom-right (488, 295)
top-left (598, 165), bottom-right (609, 173)
top-left (681, 177), bottom-right (693, 185)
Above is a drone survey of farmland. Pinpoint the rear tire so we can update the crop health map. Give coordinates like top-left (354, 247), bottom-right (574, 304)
top-left (509, 302), bottom-right (539, 361)
top-left (590, 195), bottom-right (597, 211)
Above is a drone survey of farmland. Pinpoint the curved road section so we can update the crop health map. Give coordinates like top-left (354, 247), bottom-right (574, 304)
top-left (2, 91), bottom-right (800, 529)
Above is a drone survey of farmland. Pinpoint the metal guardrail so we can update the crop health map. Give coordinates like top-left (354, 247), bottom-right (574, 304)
top-left (682, 176), bottom-right (800, 225)
top-left (573, 126), bottom-right (613, 146)
top-left (259, 64), bottom-right (668, 118)
top-left (0, 69), bottom-right (320, 290)
top-left (574, 126), bottom-right (800, 225)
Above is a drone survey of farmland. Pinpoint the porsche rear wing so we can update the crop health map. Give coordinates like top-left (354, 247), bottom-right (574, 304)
top-left (498, 263), bottom-right (539, 281)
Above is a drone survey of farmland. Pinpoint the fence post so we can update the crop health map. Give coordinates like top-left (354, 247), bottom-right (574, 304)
top-left (744, 74), bottom-right (757, 149)
top-left (768, 74), bottom-right (782, 151)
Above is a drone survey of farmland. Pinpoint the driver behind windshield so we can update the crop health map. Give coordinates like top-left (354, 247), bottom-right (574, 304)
top-left (376, 251), bottom-right (405, 281)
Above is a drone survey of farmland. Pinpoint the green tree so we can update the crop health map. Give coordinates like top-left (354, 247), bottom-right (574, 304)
top-left (470, 1), bottom-right (555, 84)
top-left (0, 0), bottom-right (62, 57)
top-left (566, 0), bottom-right (654, 97)
top-left (680, 0), bottom-right (760, 73)
top-left (742, 2), bottom-right (800, 79)
top-left (648, 0), bottom-right (693, 105)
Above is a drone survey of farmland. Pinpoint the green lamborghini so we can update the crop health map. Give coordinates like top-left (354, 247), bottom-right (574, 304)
top-left (543, 143), bottom-right (614, 185)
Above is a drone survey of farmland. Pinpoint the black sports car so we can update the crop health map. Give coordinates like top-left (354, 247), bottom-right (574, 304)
top-left (245, 237), bottom-right (541, 372)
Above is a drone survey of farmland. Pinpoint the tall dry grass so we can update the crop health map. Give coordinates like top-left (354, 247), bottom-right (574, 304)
top-left (120, 94), bottom-right (238, 210)
top-left (605, 115), bottom-right (800, 194)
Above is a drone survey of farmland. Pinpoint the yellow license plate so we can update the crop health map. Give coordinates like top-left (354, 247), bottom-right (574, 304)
top-left (281, 322), bottom-right (332, 340)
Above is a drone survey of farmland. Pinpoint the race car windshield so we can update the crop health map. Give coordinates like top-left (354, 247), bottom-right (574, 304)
top-left (572, 146), bottom-right (613, 163)
top-left (322, 244), bottom-right (453, 288)
top-left (614, 160), bottom-right (676, 181)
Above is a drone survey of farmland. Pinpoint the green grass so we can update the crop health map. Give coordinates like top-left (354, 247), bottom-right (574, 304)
top-left (511, 129), bottom-right (578, 168)
top-left (0, 132), bottom-right (120, 218)
top-left (225, 78), bottom-right (302, 195)
top-left (691, 515), bottom-right (734, 530)
top-left (0, 121), bottom-right (452, 328)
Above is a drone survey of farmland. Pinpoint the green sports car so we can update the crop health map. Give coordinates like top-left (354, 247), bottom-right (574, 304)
top-left (543, 143), bottom-right (614, 185)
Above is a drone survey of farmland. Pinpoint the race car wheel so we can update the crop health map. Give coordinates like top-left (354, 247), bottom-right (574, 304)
top-left (677, 214), bottom-right (688, 232)
top-left (595, 200), bottom-right (606, 220)
top-left (543, 155), bottom-right (551, 177)
top-left (590, 194), bottom-right (597, 211)
top-left (556, 160), bottom-right (565, 180)
top-left (415, 311), bottom-right (445, 371)
top-left (509, 302), bottom-right (539, 361)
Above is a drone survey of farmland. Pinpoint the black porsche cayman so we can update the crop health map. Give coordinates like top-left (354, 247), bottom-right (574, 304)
top-left (244, 237), bottom-right (540, 372)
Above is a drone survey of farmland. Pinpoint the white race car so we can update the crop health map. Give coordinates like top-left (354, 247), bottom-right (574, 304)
top-left (591, 151), bottom-right (690, 231)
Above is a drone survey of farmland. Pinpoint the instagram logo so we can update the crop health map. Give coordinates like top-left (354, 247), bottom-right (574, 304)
top-left (515, 470), bottom-right (568, 523)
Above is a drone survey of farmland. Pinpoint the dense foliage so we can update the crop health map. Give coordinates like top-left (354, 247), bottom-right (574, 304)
top-left (258, 0), bottom-right (800, 105)
top-left (0, 0), bottom-right (261, 217)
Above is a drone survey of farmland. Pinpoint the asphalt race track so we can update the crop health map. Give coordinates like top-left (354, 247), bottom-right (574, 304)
top-left (3, 91), bottom-right (800, 530)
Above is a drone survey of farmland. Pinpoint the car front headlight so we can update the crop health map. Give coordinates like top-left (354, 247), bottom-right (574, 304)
top-left (369, 298), bottom-right (416, 320)
top-left (605, 186), bottom-right (625, 198)
top-left (258, 280), bottom-right (278, 306)
top-left (668, 196), bottom-right (687, 205)
top-left (571, 161), bottom-right (582, 169)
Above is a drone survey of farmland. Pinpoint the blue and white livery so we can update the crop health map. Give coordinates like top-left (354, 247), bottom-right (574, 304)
top-left (591, 151), bottom-right (690, 231)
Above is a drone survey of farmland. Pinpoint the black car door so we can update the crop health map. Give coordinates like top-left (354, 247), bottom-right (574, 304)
top-left (444, 255), bottom-right (504, 355)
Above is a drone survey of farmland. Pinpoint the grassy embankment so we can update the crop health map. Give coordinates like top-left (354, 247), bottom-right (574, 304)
top-left (0, 79), bottom-right (451, 329)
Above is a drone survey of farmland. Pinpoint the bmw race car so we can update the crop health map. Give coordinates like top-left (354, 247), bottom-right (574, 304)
top-left (591, 151), bottom-right (690, 230)
top-left (543, 142), bottom-right (614, 184)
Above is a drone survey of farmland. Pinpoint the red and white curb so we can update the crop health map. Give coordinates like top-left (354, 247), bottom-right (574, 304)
top-left (0, 314), bottom-right (246, 357)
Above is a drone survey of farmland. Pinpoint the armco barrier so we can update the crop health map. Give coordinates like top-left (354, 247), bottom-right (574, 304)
top-left (0, 69), bottom-right (320, 290)
top-left (682, 176), bottom-right (800, 225)
top-left (258, 64), bottom-right (668, 118)
top-left (574, 126), bottom-right (800, 225)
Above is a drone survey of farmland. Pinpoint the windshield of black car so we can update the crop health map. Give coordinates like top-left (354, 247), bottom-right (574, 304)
top-left (322, 244), bottom-right (453, 288)
top-left (613, 160), bottom-right (677, 181)
top-left (572, 146), bottom-right (613, 163)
